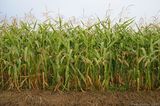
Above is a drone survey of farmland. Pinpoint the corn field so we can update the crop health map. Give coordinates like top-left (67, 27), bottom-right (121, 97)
top-left (0, 18), bottom-right (160, 91)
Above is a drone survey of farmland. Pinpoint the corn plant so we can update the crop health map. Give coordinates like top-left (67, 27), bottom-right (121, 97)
top-left (0, 17), bottom-right (160, 91)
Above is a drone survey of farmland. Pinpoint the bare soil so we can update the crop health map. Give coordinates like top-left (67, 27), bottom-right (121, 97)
top-left (0, 90), bottom-right (160, 106)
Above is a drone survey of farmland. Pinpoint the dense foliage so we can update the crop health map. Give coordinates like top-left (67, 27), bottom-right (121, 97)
top-left (0, 18), bottom-right (160, 91)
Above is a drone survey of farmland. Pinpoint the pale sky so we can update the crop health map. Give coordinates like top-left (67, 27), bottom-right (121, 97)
top-left (0, 0), bottom-right (160, 21)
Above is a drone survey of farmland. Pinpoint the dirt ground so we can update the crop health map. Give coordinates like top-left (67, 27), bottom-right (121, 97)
top-left (0, 90), bottom-right (160, 106)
